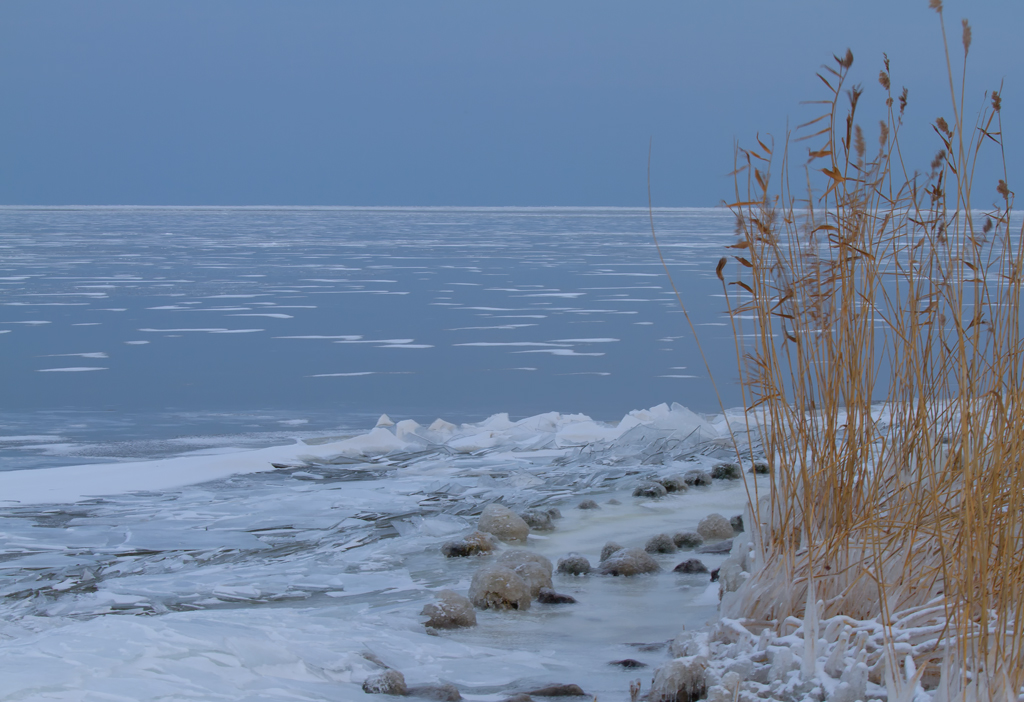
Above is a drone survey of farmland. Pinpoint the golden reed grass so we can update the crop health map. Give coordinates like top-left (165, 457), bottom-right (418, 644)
top-left (718, 2), bottom-right (1024, 698)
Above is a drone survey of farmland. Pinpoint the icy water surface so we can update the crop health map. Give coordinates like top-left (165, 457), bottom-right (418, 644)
top-left (0, 206), bottom-right (739, 469)
top-left (0, 208), bottom-right (757, 700)
top-left (0, 403), bottom-right (763, 700)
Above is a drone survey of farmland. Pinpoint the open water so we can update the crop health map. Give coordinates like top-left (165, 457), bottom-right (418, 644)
top-left (1, 206), bottom-right (740, 471)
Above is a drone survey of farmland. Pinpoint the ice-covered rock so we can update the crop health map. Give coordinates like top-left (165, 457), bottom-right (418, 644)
top-left (650, 656), bottom-right (708, 702)
top-left (519, 508), bottom-right (554, 531)
top-left (711, 462), bottom-right (741, 480)
top-left (496, 550), bottom-right (553, 577)
top-left (556, 554), bottom-right (591, 575)
top-left (441, 530), bottom-right (496, 557)
top-left (657, 475), bottom-right (688, 493)
top-left (729, 514), bottom-right (743, 532)
top-left (512, 561), bottom-right (552, 598)
top-left (363, 669), bottom-right (407, 695)
top-left (697, 513), bottom-right (734, 541)
top-left (597, 547), bottom-right (660, 576)
top-left (645, 533), bottom-right (678, 554)
top-left (478, 504), bottom-right (530, 543)
top-left (468, 565), bottom-right (531, 611)
top-left (683, 469), bottom-right (713, 486)
top-left (632, 482), bottom-right (668, 498)
top-left (420, 590), bottom-right (477, 629)
top-left (577, 499), bottom-right (599, 510)
top-left (600, 541), bottom-right (624, 561)
top-left (673, 531), bottom-right (703, 548)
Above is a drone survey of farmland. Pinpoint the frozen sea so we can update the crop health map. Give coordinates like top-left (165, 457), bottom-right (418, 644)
top-left (0, 207), bottom-right (758, 701)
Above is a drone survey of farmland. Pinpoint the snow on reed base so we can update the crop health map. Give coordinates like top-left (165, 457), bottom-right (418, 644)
top-left (714, 4), bottom-right (1024, 699)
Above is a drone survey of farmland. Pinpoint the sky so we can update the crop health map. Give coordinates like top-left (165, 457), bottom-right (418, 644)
top-left (1, 1), bottom-right (1022, 207)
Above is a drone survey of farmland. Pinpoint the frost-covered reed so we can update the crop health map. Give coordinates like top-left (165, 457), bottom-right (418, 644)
top-left (719, 2), bottom-right (1024, 697)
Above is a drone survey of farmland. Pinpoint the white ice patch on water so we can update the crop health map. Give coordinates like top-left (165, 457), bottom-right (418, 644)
top-left (36, 367), bottom-right (108, 372)
top-left (125, 340), bottom-right (150, 344)
top-left (43, 352), bottom-right (109, 358)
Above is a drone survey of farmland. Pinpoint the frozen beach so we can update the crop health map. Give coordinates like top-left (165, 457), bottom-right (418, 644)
top-left (0, 403), bottom-right (760, 700)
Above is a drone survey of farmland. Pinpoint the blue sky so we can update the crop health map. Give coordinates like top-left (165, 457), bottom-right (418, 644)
top-left (1, 1), bottom-right (1021, 206)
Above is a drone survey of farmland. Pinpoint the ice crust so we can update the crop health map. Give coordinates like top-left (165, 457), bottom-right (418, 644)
top-left (0, 401), bottom-right (761, 700)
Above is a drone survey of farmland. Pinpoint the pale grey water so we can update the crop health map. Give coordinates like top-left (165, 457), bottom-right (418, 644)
top-left (0, 206), bottom-right (741, 469)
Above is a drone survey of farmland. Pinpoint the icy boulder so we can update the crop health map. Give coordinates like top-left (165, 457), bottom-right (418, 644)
top-left (650, 656), bottom-right (708, 702)
top-left (557, 554), bottom-right (591, 575)
top-left (600, 541), bottom-right (625, 561)
top-left (598, 547), bottom-right (661, 576)
top-left (477, 504), bottom-right (530, 544)
top-left (420, 590), bottom-right (477, 629)
top-left (645, 533), bottom-right (678, 554)
top-left (697, 513), bottom-right (734, 541)
top-left (518, 508), bottom-right (554, 531)
top-left (362, 669), bottom-right (407, 695)
top-left (497, 550), bottom-right (554, 578)
top-left (468, 565), bottom-right (532, 611)
top-left (441, 530), bottom-right (496, 558)
top-left (513, 561), bottom-right (553, 598)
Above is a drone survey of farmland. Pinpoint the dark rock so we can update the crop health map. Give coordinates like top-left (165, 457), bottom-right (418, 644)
top-left (577, 499), bottom-right (600, 510)
top-left (696, 538), bottom-right (733, 554)
top-left (644, 533), bottom-right (678, 554)
top-left (730, 514), bottom-right (744, 532)
top-left (600, 541), bottom-right (624, 562)
top-left (750, 460), bottom-right (770, 474)
top-left (537, 587), bottom-right (577, 604)
top-left (673, 559), bottom-right (709, 574)
top-left (682, 469), bottom-right (713, 487)
top-left (406, 683), bottom-right (462, 701)
top-left (556, 554), bottom-right (591, 576)
top-left (597, 547), bottom-right (661, 576)
top-left (610, 659), bottom-right (648, 669)
top-left (657, 474), bottom-right (688, 493)
top-left (528, 684), bottom-right (586, 696)
top-left (519, 509), bottom-right (555, 531)
top-left (710, 568), bottom-right (720, 582)
top-left (362, 669), bottom-right (407, 695)
top-left (546, 507), bottom-right (563, 520)
top-left (632, 482), bottom-right (668, 499)
top-left (711, 462), bottom-right (742, 480)
top-left (672, 531), bottom-right (704, 548)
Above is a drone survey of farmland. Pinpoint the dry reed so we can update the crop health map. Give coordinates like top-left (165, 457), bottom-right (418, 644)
top-left (719, 3), bottom-right (1024, 698)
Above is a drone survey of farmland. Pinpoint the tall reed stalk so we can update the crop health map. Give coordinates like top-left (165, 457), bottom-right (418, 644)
top-left (720, 2), bottom-right (1024, 696)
